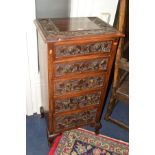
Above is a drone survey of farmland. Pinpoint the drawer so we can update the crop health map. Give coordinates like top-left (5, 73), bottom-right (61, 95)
top-left (54, 57), bottom-right (109, 77)
top-left (55, 109), bottom-right (97, 132)
top-left (54, 75), bottom-right (104, 95)
top-left (55, 41), bottom-right (112, 58)
top-left (55, 91), bottom-right (101, 113)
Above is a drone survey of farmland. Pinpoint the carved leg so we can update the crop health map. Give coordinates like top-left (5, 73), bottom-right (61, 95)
top-left (48, 135), bottom-right (57, 147)
top-left (95, 122), bottom-right (102, 135)
top-left (40, 106), bottom-right (45, 118)
top-left (47, 129), bottom-right (60, 147)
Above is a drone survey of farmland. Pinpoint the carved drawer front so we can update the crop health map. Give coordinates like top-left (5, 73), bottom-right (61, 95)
top-left (55, 109), bottom-right (97, 131)
top-left (55, 91), bottom-right (101, 113)
top-left (55, 76), bottom-right (104, 95)
top-left (55, 58), bottom-right (108, 76)
top-left (55, 41), bottom-right (112, 58)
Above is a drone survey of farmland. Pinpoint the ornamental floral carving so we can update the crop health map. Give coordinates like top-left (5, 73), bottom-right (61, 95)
top-left (55, 92), bottom-right (101, 112)
top-left (55, 41), bottom-right (112, 58)
top-left (38, 17), bottom-right (118, 41)
top-left (55, 58), bottom-right (108, 76)
top-left (55, 109), bottom-right (97, 131)
top-left (55, 76), bottom-right (104, 95)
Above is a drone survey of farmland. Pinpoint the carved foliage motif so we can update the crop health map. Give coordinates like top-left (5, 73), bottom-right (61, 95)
top-left (38, 17), bottom-right (118, 41)
top-left (55, 76), bottom-right (104, 95)
top-left (55, 109), bottom-right (97, 131)
top-left (55, 92), bottom-right (101, 112)
top-left (55, 41), bottom-right (112, 58)
top-left (55, 58), bottom-right (108, 76)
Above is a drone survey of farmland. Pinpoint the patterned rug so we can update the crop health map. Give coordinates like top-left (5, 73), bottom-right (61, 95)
top-left (49, 128), bottom-right (129, 155)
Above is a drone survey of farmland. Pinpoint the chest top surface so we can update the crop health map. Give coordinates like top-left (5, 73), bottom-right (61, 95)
top-left (35, 17), bottom-right (123, 42)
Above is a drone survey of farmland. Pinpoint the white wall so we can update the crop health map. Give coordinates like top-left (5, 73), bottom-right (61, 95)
top-left (36, 0), bottom-right (71, 18)
top-left (70, 0), bottom-right (118, 25)
top-left (26, 1), bottom-right (41, 116)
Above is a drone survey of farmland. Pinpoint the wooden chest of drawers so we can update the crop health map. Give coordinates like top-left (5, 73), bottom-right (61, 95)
top-left (35, 17), bottom-right (124, 143)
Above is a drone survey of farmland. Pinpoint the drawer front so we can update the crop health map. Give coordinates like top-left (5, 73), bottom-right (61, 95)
top-left (55, 41), bottom-right (112, 58)
top-left (55, 109), bottom-right (97, 131)
top-left (55, 91), bottom-right (101, 113)
top-left (55, 58), bottom-right (108, 77)
top-left (55, 76), bottom-right (104, 95)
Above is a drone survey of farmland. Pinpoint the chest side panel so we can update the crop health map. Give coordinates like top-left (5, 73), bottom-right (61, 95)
top-left (38, 31), bottom-right (49, 111)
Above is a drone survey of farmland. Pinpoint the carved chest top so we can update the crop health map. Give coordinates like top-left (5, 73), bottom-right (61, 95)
top-left (35, 17), bottom-right (123, 42)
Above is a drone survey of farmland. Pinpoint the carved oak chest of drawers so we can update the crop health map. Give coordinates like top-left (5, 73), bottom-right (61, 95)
top-left (35, 17), bottom-right (124, 143)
